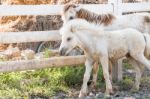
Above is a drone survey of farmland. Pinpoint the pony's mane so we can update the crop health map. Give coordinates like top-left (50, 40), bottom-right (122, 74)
top-left (77, 8), bottom-right (115, 26)
top-left (62, 3), bottom-right (76, 14)
top-left (62, 3), bottom-right (116, 26)
top-left (144, 16), bottom-right (150, 23)
top-left (60, 19), bottom-right (103, 36)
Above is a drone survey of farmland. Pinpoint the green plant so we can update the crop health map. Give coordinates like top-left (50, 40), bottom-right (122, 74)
top-left (0, 64), bottom-right (104, 97)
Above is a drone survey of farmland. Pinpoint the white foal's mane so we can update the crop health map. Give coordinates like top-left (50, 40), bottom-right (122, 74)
top-left (60, 19), bottom-right (103, 36)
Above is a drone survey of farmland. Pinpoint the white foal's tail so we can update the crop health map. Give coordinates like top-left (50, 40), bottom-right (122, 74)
top-left (143, 33), bottom-right (150, 58)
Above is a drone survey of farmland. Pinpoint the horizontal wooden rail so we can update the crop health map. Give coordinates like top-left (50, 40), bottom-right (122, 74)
top-left (0, 55), bottom-right (86, 73)
top-left (82, 4), bottom-right (113, 14)
top-left (0, 3), bottom-right (149, 16)
top-left (0, 30), bottom-right (61, 43)
top-left (0, 4), bottom-right (114, 16)
top-left (121, 3), bottom-right (150, 12)
top-left (0, 5), bottom-right (62, 16)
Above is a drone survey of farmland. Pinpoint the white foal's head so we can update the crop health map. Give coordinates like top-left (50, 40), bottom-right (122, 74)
top-left (61, 3), bottom-right (81, 24)
top-left (59, 19), bottom-right (100, 56)
top-left (59, 21), bottom-right (80, 56)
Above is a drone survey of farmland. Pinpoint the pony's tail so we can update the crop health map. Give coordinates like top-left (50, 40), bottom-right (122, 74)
top-left (143, 33), bottom-right (150, 58)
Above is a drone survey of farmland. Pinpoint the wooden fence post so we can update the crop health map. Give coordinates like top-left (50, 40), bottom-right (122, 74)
top-left (108, 0), bottom-right (123, 82)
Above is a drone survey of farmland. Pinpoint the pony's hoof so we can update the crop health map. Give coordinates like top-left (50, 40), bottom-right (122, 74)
top-left (110, 90), bottom-right (114, 95)
top-left (79, 91), bottom-right (87, 99)
top-left (105, 89), bottom-right (114, 97)
top-left (79, 94), bottom-right (86, 99)
top-left (104, 94), bottom-right (111, 99)
top-left (107, 89), bottom-right (114, 95)
top-left (89, 82), bottom-right (96, 92)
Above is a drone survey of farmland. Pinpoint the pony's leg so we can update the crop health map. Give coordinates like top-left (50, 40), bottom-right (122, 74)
top-left (90, 62), bottom-right (99, 90)
top-left (90, 61), bottom-right (112, 91)
top-left (109, 60), bottom-right (113, 82)
top-left (132, 54), bottom-right (150, 70)
top-left (100, 56), bottom-right (113, 96)
top-left (128, 57), bottom-right (143, 90)
top-left (79, 58), bottom-right (93, 98)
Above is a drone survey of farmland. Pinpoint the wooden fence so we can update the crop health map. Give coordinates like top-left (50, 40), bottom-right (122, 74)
top-left (0, 0), bottom-right (150, 81)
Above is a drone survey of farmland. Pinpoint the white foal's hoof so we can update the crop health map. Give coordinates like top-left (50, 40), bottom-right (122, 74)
top-left (104, 94), bottom-right (111, 98)
top-left (79, 90), bottom-right (87, 99)
top-left (79, 93), bottom-right (85, 99)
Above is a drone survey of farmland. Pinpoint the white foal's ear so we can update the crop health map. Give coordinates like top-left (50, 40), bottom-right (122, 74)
top-left (70, 26), bottom-right (75, 33)
top-left (70, 25), bottom-right (76, 33)
top-left (74, 4), bottom-right (82, 12)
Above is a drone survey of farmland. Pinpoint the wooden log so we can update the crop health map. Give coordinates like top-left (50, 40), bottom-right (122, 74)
top-left (0, 55), bottom-right (86, 73)
top-left (0, 30), bottom-right (61, 44)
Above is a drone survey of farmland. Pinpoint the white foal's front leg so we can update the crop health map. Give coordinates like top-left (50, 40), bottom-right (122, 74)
top-left (90, 62), bottom-right (99, 89)
top-left (79, 58), bottom-right (93, 98)
top-left (100, 56), bottom-right (113, 96)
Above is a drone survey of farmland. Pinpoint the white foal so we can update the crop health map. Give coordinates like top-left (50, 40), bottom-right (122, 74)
top-left (59, 19), bottom-right (150, 98)
top-left (61, 4), bottom-right (150, 87)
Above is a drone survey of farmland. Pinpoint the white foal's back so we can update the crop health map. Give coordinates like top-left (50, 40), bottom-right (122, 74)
top-left (96, 28), bottom-right (145, 60)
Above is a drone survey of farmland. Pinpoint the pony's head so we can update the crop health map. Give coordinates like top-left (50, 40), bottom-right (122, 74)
top-left (61, 3), bottom-right (115, 26)
top-left (59, 19), bottom-right (101, 56)
top-left (59, 19), bottom-right (81, 56)
top-left (61, 3), bottom-right (81, 24)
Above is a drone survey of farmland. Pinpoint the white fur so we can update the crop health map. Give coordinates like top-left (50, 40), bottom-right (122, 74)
top-left (62, 5), bottom-right (150, 89)
top-left (59, 19), bottom-right (150, 98)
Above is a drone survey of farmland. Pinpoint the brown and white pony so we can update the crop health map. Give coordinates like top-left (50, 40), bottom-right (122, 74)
top-left (61, 3), bottom-right (150, 89)
top-left (61, 4), bottom-right (150, 33)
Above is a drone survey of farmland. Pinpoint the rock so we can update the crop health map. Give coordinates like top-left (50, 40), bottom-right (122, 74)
top-left (21, 49), bottom-right (35, 60)
top-left (0, 53), bottom-right (9, 61)
top-left (114, 92), bottom-right (121, 97)
top-left (0, 46), bottom-right (21, 61)
top-left (11, 56), bottom-right (22, 61)
top-left (89, 92), bottom-right (95, 97)
top-left (53, 93), bottom-right (66, 99)
top-left (2, 46), bottom-right (21, 59)
top-left (85, 96), bottom-right (94, 99)
top-left (124, 96), bottom-right (135, 99)
top-left (96, 92), bottom-right (104, 98)
top-left (126, 69), bottom-right (135, 74)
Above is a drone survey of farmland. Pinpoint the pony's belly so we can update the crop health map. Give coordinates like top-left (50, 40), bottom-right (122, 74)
top-left (109, 48), bottom-right (128, 60)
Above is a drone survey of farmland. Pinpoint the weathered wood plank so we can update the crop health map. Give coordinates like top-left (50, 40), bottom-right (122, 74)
top-left (0, 30), bottom-right (61, 43)
top-left (0, 4), bottom-right (113, 16)
top-left (0, 5), bottom-right (62, 16)
top-left (121, 3), bottom-right (150, 12)
top-left (0, 55), bottom-right (86, 73)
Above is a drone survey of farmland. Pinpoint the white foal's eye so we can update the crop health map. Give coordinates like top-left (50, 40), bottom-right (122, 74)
top-left (67, 37), bottom-right (72, 42)
top-left (69, 16), bottom-right (74, 20)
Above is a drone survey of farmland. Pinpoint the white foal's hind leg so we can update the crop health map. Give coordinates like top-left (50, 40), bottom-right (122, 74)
top-left (132, 54), bottom-right (150, 70)
top-left (128, 57), bottom-right (143, 91)
top-left (100, 55), bottom-right (113, 96)
top-left (79, 58), bottom-right (93, 98)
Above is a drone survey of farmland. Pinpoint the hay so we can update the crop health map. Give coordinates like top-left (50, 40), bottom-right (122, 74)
top-left (0, 0), bottom-right (107, 51)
